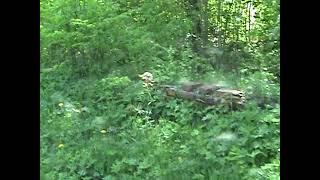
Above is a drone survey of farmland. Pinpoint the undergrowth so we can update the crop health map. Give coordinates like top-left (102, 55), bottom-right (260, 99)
top-left (40, 65), bottom-right (279, 180)
top-left (41, 0), bottom-right (279, 179)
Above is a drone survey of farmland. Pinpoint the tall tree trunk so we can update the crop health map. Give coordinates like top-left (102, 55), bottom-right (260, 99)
top-left (248, 2), bottom-right (251, 42)
top-left (185, 0), bottom-right (209, 55)
top-left (217, 0), bottom-right (222, 47)
top-left (224, 17), bottom-right (229, 45)
top-left (201, 0), bottom-right (209, 47)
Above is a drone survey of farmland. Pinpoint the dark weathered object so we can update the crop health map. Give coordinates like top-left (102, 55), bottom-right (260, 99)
top-left (160, 82), bottom-right (246, 108)
top-left (198, 84), bottom-right (222, 95)
top-left (181, 82), bottom-right (203, 92)
top-left (138, 70), bottom-right (246, 109)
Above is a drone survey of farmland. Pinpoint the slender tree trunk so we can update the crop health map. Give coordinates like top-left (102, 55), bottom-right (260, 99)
top-left (248, 2), bottom-right (251, 42)
top-left (217, 0), bottom-right (222, 47)
top-left (224, 17), bottom-right (229, 45)
top-left (185, 0), bottom-right (209, 56)
top-left (231, 0), bottom-right (235, 40)
top-left (236, 2), bottom-right (239, 41)
top-left (201, 0), bottom-right (209, 47)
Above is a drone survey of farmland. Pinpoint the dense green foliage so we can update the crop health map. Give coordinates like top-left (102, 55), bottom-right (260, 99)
top-left (41, 0), bottom-right (279, 179)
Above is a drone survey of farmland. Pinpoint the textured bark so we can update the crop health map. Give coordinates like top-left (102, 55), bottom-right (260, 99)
top-left (185, 0), bottom-right (209, 55)
top-left (161, 82), bottom-right (246, 108)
